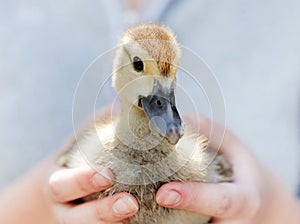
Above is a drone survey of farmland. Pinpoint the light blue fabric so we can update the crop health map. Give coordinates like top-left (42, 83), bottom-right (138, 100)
top-left (0, 0), bottom-right (299, 195)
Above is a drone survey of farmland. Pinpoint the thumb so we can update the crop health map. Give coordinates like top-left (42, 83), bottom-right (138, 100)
top-left (156, 181), bottom-right (247, 219)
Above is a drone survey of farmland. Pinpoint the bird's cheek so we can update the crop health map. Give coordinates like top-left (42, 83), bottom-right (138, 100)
top-left (117, 76), bottom-right (154, 105)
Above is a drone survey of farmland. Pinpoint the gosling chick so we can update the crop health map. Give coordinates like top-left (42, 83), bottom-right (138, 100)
top-left (58, 24), bottom-right (232, 224)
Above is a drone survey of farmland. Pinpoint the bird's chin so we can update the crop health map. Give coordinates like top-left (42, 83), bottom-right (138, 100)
top-left (151, 131), bottom-right (180, 145)
top-left (166, 134), bottom-right (181, 145)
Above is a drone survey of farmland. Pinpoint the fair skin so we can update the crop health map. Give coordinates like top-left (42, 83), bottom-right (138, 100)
top-left (0, 114), bottom-right (299, 224)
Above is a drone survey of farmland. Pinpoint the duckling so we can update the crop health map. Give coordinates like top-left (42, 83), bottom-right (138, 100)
top-left (58, 24), bottom-right (232, 224)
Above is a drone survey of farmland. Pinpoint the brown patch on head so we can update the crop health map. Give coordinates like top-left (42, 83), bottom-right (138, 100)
top-left (122, 24), bottom-right (180, 77)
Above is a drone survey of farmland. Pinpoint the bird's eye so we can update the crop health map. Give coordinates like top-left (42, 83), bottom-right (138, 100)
top-left (133, 56), bottom-right (144, 72)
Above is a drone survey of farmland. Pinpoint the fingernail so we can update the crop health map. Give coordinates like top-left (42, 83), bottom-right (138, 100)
top-left (92, 168), bottom-right (114, 188)
top-left (156, 189), bottom-right (182, 206)
top-left (112, 196), bottom-right (139, 216)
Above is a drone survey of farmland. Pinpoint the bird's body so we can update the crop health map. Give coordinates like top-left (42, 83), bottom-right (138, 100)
top-left (58, 24), bottom-right (232, 224)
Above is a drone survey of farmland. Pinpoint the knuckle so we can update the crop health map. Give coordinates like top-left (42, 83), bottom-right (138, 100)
top-left (48, 176), bottom-right (65, 202)
top-left (214, 192), bottom-right (232, 217)
top-left (95, 203), bottom-right (107, 222)
top-left (74, 173), bottom-right (93, 194)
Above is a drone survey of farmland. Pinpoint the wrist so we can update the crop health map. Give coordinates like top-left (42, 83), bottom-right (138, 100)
top-left (0, 158), bottom-right (57, 224)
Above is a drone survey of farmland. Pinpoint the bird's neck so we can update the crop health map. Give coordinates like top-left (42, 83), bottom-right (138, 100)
top-left (111, 101), bottom-right (176, 165)
top-left (114, 101), bottom-right (173, 152)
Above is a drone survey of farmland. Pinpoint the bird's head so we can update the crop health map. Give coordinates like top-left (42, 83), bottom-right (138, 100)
top-left (112, 24), bottom-right (183, 145)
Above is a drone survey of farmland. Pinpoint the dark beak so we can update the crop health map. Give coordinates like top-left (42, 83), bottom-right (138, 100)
top-left (140, 80), bottom-right (184, 145)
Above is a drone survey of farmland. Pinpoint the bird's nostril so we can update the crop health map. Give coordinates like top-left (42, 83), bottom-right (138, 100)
top-left (156, 99), bottom-right (162, 106)
top-left (167, 126), bottom-right (176, 135)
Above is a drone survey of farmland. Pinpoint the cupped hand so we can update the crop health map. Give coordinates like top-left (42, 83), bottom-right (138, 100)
top-left (46, 165), bottom-right (139, 224)
top-left (156, 115), bottom-right (300, 224)
top-left (43, 105), bottom-right (139, 224)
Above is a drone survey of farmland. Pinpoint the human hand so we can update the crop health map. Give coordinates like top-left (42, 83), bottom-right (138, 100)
top-left (0, 149), bottom-right (139, 224)
top-left (156, 115), bottom-right (300, 224)
top-left (46, 165), bottom-right (139, 224)
top-left (42, 105), bottom-right (139, 224)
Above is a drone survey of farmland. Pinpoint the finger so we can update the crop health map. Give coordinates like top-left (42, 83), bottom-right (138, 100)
top-left (49, 166), bottom-right (113, 202)
top-left (57, 193), bottom-right (139, 224)
top-left (156, 182), bottom-right (249, 219)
